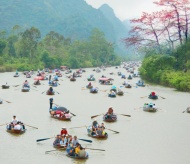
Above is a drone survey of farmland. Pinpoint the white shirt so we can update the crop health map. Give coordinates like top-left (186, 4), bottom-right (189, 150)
top-left (12, 118), bottom-right (19, 125)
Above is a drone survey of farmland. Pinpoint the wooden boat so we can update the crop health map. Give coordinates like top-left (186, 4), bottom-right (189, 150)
top-left (86, 85), bottom-right (93, 89)
top-left (53, 144), bottom-right (66, 149)
top-left (117, 91), bottom-right (124, 96)
top-left (187, 107), bottom-right (190, 113)
top-left (26, 74), bottom-right (31, 78)
top-left (136, 82), bottom-right (145, 87)
top-left (33, 81), bottom-right (41, 85)
top-left (143, 105), bottom-right (157, 112)
top-left (2, 85), bottom-right (10, 89)
top-left (127, 75), bottom-right (132, 80)
top-left (117, 72), bottom-right (121, 76)
top-left (46, 91), bottom-right (55, 95)
top-left (13, 74), bottom-right (19, 77)
top-left (99, 78), bottom-right (113, 85)
top-left (22, 87), bottom-right (30, 92)
top-left (87, 77), bottom-right (95, 81)
top-left (6, 125), bottom-right (26, 134)
top-left (70, 77), bottom-right (76, 81)
top-left (50, 114), bottom-right (72, 121)
top-left (90, 88), bottom-right (98, 93)
top-left (103, 114), bottom-right (117, 122)
top-left (87, 126), bottom-right (108, 139)
top-left (108, 94), bottom-right (116, 98)
top-left (148, 95), bottom-right (158, 99)
top-left (49, 81), bottom-right (58, 87)
top-left (125, 84), bottom-right (132, 88)
top-left (66, 153), bottom-right (88, 159)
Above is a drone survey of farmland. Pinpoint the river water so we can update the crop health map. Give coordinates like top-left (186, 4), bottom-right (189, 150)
top-left (0, 67), bottom-right (190, 164)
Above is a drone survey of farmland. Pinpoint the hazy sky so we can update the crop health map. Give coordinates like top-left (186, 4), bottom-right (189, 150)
top-left (85, 0), bottom-right (159, 21)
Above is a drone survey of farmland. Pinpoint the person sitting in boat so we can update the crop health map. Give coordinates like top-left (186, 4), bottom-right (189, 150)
top-left (17, 121), bottom-right (25, 130)
top-left (7, 115), bottom-right (18, 130)
top-left (105, 106), bottom-right (114, 119)
top-left (53, 135), bottom-right (62, 146)
top-left (92, 120), bottom-right (98, 130)
top-left (35, 79), bottom-right (40, 85)
top-left (48, 87), bottom-right (53, 93)
top-left (75, 143), bottom-right (83, 156)
top-left (88, 82), bottom-right (92, 87)
top-left (60, 135), bottom-right (67, 147)
top-left (50, 110), bottom-right (64, 118)
top-left (61, 127), bottom-right (68, 136)
top-left (150, 92), bottom-right (156, 96)
top-left (121, 74), bottom-right (126, 79)
top-left (72, 136), bottom-right (79, 147)
top-left (16, 70), bottom-right (19, 75)
top-left (91, 87), bottom-right (98, 92)
top-left (110, 90), bottom-right (116, 96)
top-left (123, 81), bottom-right (127, 85)
top-left (23, 80), bottom-right (29, 87)
top-left (96, 127), bottom-right (103, 136)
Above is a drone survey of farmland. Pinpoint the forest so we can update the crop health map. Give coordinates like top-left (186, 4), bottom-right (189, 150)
top-left (124, 0), bottom-right (190, 91)
top-left (0, 26), bottom-right (121, 72)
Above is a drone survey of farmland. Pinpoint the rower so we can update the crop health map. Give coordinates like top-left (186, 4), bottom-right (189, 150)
top-left (49, 98), bottom-right (53, 109)
top-left (60, 127), bottom-right (68, 136)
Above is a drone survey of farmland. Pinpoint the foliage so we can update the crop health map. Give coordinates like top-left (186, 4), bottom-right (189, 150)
top-left (0, 26), bottom-right (121, 72)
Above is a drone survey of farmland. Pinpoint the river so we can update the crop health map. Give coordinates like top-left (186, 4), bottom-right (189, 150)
top-left (0, 67), bottom-right (190, 164)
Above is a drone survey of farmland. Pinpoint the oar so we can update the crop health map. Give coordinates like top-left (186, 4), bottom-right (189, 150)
top-left (0, 98), bottom-right (11, 103)
top-left (70, 112), bottom-right (76, 116)
top-left (69, 125), bottom-right (86, 129)
top-left (45, 148), bottom-right (65, 153)
top-left (78, 138), bottom-right (92, 143)
top-left (117, 114), bottom-right (131, 117)
top-left (158, 95), bottom-right (166, 99)
top-left (85, 148), bottom-right (105, 151)
top-left (182, 109), bottom-right (187, 113)
top-left (13, 84), bottom-right (21, 87)
top-left (36, 136), bottom-right (55, 142)
top-left (25, 124), bottom-right (38, 129)
top-left (91, 114), bottom-right (102, 119)
top-left (106, 128), bottom-right (119, 133)
top-left (55, 91), bottom-right (60, 94)
top-left (0, 123), bottom-right (8, 126)
top-left (41, 90), bottom-right (46, 94)
top-left (140, 96), bottom-right (147, 98)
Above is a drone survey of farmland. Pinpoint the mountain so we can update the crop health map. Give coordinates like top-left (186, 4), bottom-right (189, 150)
top-left (99, 4), bottom-right (130, 55)
top-left (0, 0), bottom-right (130, 56)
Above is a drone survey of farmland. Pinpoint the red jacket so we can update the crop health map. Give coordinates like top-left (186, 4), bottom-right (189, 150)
top-left (61, 129), bottom-right (68, 135)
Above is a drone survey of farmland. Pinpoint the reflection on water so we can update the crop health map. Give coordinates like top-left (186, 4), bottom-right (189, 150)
top-left (0, 67), bottom-right (190, 164)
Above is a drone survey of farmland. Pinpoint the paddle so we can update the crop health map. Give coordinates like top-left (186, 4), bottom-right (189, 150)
top-left (36, 136), bottom-right (55, 142)
top-left (0, 123), bottom-right (8, 126)
top-left (70, 112), bottom-right (76, 116)
top-left (78, 138), bottom-right (92, 143)
top-left (13, 84), bottom-right (21, 87)
top-left (45, 148), bottom-right (65, 153)
top-left (106, 128), bottom-right (119, 133)
top-left (158, 95), bottom-right (166, 99)
top-left (25, 124), bottom-right (38, 129)
top-left (117, 114), bottom-right (131, 117)
top-left (91, 114), bottom-right (102, 119)
top-left (183, 107), bottom-right (190, 113)
top-left (55, 91), bottom-right (60, 94)
top-left (41, 90), bottom-right (46, 94)
top-left (0, 98), bottom-right (11, 103)
top-left (69, 125), bottom-right (86, 129)
top-left (140, 96), bottom-right (147, 98)
top-left (85, 148), bottom-right (105, 151)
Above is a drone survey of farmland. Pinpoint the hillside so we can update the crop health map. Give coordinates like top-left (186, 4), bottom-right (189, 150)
top-left (0, 0), bottom-right (129, 55)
